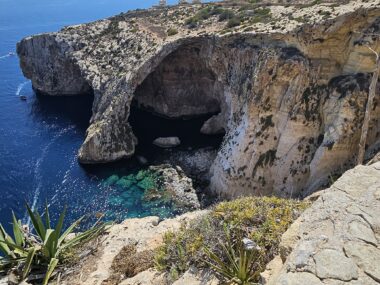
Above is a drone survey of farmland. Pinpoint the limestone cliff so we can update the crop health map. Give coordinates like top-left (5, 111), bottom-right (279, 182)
top-left (262, 161), bottom-right (380, 285)
top-left (17, 0), bottom-right (380, 197)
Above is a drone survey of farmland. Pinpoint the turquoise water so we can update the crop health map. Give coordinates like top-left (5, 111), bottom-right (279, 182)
top-left (0, 0), bottom-right (211, 230)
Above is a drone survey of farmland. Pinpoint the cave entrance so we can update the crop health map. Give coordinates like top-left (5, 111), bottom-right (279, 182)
top-left (128, 43), bottom-right (226, 177)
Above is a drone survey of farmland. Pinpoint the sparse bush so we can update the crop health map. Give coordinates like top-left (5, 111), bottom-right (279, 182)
top-left (227, 16), bottom-right (242, 28)
top-left (185, 5), bottom-right (226, 28)
top-left (249, 7), bottom-right (272, 24)
top-left (104, 244), bottom-right (154, 284)
top-left (219, 9), bottom-right (235, 22)
top-left (167, 27), bottom-right (178, 36)
top-left (154, 196), bottom-right (309, 283)
top-left (185, 16), bottom-right (200, 28)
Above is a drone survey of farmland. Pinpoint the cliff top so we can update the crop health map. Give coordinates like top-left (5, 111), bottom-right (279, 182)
top-left (61, 0), bottom-right (379, 39)
top-left (39, 0), bottom-right (378, 93)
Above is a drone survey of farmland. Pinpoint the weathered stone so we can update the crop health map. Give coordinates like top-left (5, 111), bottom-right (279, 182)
top-left (277, 272), bottom-right (323, 285)
top-left (149, 164), bottom-right (200, 210)
top-left (152, 137), bottom-right (181, 148)
top-left (344, 241), bottom-right (380, 283)
top-left (263, 162), bottom-right (380, 285)
top-left (348, 220), bottom-right (377, 245)
top-left (172, 266), bottom-right (219, 285)
top-left (119, 269), bottom-right (167, 285)
top-left (314, 249), bottom-right (358, 281)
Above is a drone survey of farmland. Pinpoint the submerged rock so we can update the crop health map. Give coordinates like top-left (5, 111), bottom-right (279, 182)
top-left (107, 165), bottom-right (200, 216)
top-left (136, 155), bottom-right (148, 165)
top-left (149, 164), bottom-right (200, 210)
top-left (152, 137), bottom-right (181, 148)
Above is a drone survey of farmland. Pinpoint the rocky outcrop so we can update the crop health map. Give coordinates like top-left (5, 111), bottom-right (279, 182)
top-left (56, 162), bottom-right (380, 285)
top-left (17, 0), bottom-right (380, 197)
top-left (59, 210), bottom-right (209, 285)
top-left (148, 164), bottom-right (200, 210)
top-left (262, 161), bottom-right (380, 285)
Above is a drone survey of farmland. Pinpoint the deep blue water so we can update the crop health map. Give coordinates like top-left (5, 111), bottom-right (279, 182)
top-left (0, 0), bottom-right (212, 231)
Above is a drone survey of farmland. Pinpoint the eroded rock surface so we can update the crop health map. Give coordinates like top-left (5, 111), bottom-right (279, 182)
top-left (17, 0), bottom-right (380, 197)
top-left (60, 211), bottom-right (209, 285)
top-left (148, 164), bottom-right (201, 210)
top-left (262, 162), bottom-right (380, 285)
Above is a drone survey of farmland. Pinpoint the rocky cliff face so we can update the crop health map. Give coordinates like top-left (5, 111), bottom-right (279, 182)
top-left (17, 0), bottom-right (380, 197)
top-left (262, 161), bottom-right (380, 285)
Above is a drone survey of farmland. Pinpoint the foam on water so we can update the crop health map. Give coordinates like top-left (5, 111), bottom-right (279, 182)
top-left (0, 52), bottom-right (15, 60)
top-left (16, 81), bottom-right (30, 96)
top-left (26, 125), bottom-right (75, 225)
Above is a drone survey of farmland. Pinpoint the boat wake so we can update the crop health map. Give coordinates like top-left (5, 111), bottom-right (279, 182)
top-left (0, 52), bottom-right (15, 60)
top-left (16, 81), bottom-right (30, 97)
top-left (26, 125), bottom-right (75, 225)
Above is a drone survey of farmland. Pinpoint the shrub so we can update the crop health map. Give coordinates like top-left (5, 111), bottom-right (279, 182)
top-left (154, 196), bottom-right (309, 283)
top-left (219, 9), bottom-right (235, 22)
top-left (104, 244), bottom-right (154, 284)
top-left (167, 28), bottom-right (178, 36)
top-left (185, 16), bottom-right (200, 28)
top-left (249, 8), bottom-right (272, 24)
top-left (185, 6), bottom-right (225, 28)
top-left (227, 16), bottom-right (242, 28)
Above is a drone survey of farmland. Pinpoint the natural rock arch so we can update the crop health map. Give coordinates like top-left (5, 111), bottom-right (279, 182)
top-left (17, 6), bottom-right (380, 198)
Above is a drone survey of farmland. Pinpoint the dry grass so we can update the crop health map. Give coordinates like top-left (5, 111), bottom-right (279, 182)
top-left (102, 244), bottom-right (154, 285)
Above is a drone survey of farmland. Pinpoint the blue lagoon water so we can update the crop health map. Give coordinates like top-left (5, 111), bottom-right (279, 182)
top-left (0, 0), bottom-right (197, 230)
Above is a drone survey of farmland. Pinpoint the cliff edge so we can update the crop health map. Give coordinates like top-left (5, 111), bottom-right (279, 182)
top-left (17, 0), bottom-right (380, 197)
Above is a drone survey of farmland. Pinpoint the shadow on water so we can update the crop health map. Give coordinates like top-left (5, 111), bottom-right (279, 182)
top-left (30, 91), bottom-right (94, 134)
top-left (128, 103), bottom-right (224, 162)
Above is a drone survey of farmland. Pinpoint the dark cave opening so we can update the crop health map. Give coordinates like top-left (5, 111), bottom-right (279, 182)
top-left (127, 43), bottom-right (226, 187)
top-left (128, 103), bottom-right (225, 160)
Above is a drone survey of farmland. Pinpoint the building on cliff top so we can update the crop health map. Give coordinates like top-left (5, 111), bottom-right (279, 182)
top-left (158, 0), bottom-right (201, 6)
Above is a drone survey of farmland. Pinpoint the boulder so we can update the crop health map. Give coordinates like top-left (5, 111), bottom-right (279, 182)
top-left (200, 114), bottom-right (225, 135)
top-left (153, 137), bottom-right (181, 148)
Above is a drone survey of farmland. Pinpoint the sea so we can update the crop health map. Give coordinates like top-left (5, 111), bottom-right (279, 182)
top-left (0, 0), bottom-right (218, 231)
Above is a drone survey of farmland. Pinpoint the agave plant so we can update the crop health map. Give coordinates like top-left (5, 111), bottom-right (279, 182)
top-left (203, 227), bottom-right (261, 285)
top-left (0, 203), bottom-right (108, 284)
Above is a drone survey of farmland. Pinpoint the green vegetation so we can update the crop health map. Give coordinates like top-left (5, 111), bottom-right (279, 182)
top-left (204, 230), bottom-right (259, 285)
top-left (0, 203), bottom-right (108, 284)
top-left (167, 27), bottom-right (178, 36)
top-left (227, 16), bottom-right (243, 28)
top-left (154, 196), bottom-right (309, 283)
top-left (218, 9), bottom-right (236, 22)
top-left (185, 5), bottom-right (225, 28)
top-left (183, 3), bottom-right (273, 31)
